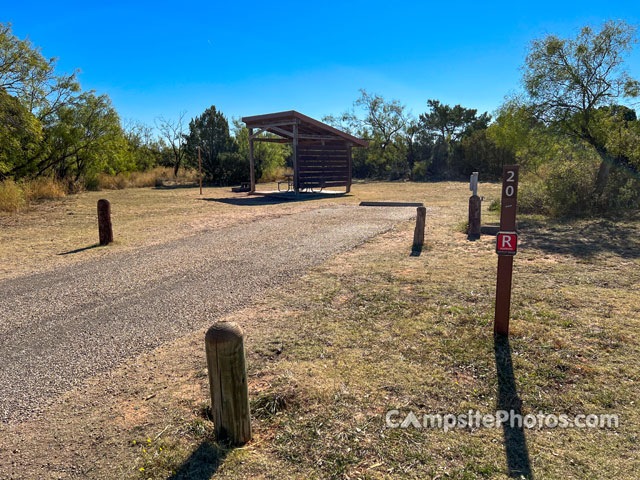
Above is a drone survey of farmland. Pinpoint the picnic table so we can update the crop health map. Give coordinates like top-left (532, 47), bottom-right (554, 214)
top-left (278, 174), bottom-right (294, 192)
top-left (278, 174), bottom-right (324, 193)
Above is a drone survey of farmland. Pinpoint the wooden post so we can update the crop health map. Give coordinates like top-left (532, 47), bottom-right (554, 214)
top-left (346, 143), bottom-right (352, 193)
top-left (97, 199), bottom-right (113, 245)
top-left (494, 166), bottom-right (519, 336)
top-left (205, 322), bottom-right (252, 446)
top-left (248, 128), bottom-right (255, 193)
top-left (292, 121), bottom-right (299, 196)
top-left (413, 206), bottom-right (426, 248)
top-left (198, 146), bottom-right (203, 195)
top-left (468, 195), bottom-right (481, 239)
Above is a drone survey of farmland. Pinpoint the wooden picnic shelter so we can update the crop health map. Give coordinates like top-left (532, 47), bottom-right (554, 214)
top-left (241, 111), bottom-right (368, 195)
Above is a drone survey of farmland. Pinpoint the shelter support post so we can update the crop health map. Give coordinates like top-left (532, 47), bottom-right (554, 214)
top-left (347, 143), bottom-right (352, 193)
top-left (292, 122), bottom-right (299, 196)
top-left (248, 128), bottom-right (255, 193)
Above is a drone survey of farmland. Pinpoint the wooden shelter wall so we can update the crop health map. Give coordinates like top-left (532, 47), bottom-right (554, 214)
top-left (297, 144), bottom-right (350, 188)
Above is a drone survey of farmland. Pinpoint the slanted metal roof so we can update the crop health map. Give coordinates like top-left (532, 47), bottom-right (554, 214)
top-left (241, 110), bottom-right (368, 147)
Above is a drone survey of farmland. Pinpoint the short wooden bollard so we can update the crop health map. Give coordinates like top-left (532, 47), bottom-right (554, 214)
top-left (205, 322), bottom-right (252, 445)
top-left (413, 206), bottom-right (427, 248)
top-left (97, 199), bottom-right (113, 245)
top-left (468, 195), bottom-right (482, 239)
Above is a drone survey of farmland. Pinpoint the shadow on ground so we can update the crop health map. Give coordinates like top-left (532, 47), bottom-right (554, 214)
top-left (519, 217), bottom-right (640, 259)
top-left (201, 193), bottom-right (343, 206)
top-left (168, 441), bottom-right (229, 480)
top-left (155, 183), bottom-right (199, 190)
top-left (494, 335), bottom-right (534, 479)
top-left (57, 244), bottom-right (102, 255)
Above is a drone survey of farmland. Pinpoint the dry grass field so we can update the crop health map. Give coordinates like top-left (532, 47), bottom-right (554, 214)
top-left (0, 181), bottom-right (430, 280)
top-left (1, 181), bottom-right (639, 479)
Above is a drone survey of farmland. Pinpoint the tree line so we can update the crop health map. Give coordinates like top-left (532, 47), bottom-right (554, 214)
top-left (2, 20), bottom-right (639, 216)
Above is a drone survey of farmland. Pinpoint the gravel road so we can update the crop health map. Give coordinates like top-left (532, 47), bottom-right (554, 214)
top-left (0, 204), bottom-right (414, 424)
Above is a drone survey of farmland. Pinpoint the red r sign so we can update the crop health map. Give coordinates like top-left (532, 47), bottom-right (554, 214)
top-left (496, 231), bottom-right (518, 255)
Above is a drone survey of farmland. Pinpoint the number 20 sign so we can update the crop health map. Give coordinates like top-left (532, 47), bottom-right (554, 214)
top-left (498, 166), bottom-right (519, 235)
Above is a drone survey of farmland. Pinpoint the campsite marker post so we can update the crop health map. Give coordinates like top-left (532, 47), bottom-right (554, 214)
top-left (494, 166), bottom-right (519, 336)
top-left (97, 199), bottom-right (113, 245)
top-left (205, 322), bottom-right (252, 446)
top-left (468, 172), bottom-right (481, 239)
top-left (413, 206), bottom-right (427, 248)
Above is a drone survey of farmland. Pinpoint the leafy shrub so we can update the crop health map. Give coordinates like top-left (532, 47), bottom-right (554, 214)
top-left (597, 169), bottom-right (640, 213)
top-left (84, 176), bottom-right (100, 191)
top-left (544, 159), bottom-right (598, 217)
top-left (216, 152), bottom-right (249, 185)
top-left (411, 160), bottom-right (429, 181)
top-left (0, 179), bottom-right (26, 212)
top-left (518, 176), bottom-right (549, 215)
top-left (516, 156), bottom-right (640, 218)
top-left (488, 198), bottom-right (501, 211)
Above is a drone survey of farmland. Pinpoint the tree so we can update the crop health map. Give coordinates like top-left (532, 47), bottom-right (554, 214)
top-left (0, 23), bottom-right (79, 124)
top-left (185, 106), bottom-right (237, 183)
top-left (452, 129), bottom-right (515, 178)
top-left (0, 88), bottom-right (42, 179)
top-left (522, 20), bottom-right (640, 194)
top-left (156, 112), bottom-right (188, 177)
top-left (419, 100), bottom-right (490, 176)
top-left (488, 100), bottom-right (551, 173)
top-left (232, 120), bottom-right (289, 182)
top-left (123, 120), bottom-right (159, 171)
top-left (40, 92), bottom-right (129, 181)
top-left (325, 90), bottom-right (411, 178)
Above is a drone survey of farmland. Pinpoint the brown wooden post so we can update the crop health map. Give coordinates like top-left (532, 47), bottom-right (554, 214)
top-left (292, 121), bottom-right (299, 196)
top-left (413, 206), bottom-right (426, 248)
top-left (197, 146), bottom-right (203, 195)
top-left (468, 195), bottom-right (481, 239)
top-left (346, 142), bottom-right (352, 193)
top-left (494, 166), bottom-right (519, 336)
top-left (97, 199), bottom-right (113, 245)
top-left (205, 322), bottom-right (252, 445)
top-left (248, 128), bottom-right (255, 193)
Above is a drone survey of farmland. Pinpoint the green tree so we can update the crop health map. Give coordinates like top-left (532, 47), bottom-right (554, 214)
top-left (123, 120), bottom-right (159, 171)
top-left (325, 90), bottom-right (411, 178)
top-left (452, 129), bottom-right (515, 178)
top-left (419, 100), bottom-right (490, 176)
top-left (0, 23), bottom-right (79, 125)
top-left (487, 100), bottom-right (552, 173)
top-left (185, 106), bottom-right (237, 183)
top-left (522, 20), bottom-right (640, 194)
top-left (232, 120), bottom-right (289, 182)
top-left (37, 93), bottom-right (129, 181)
top-left (0, 88), bottom-right (42, 178)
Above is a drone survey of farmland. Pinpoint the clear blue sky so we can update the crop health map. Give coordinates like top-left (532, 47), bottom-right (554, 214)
top-left (4, 1), bottom-right (640, 128)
